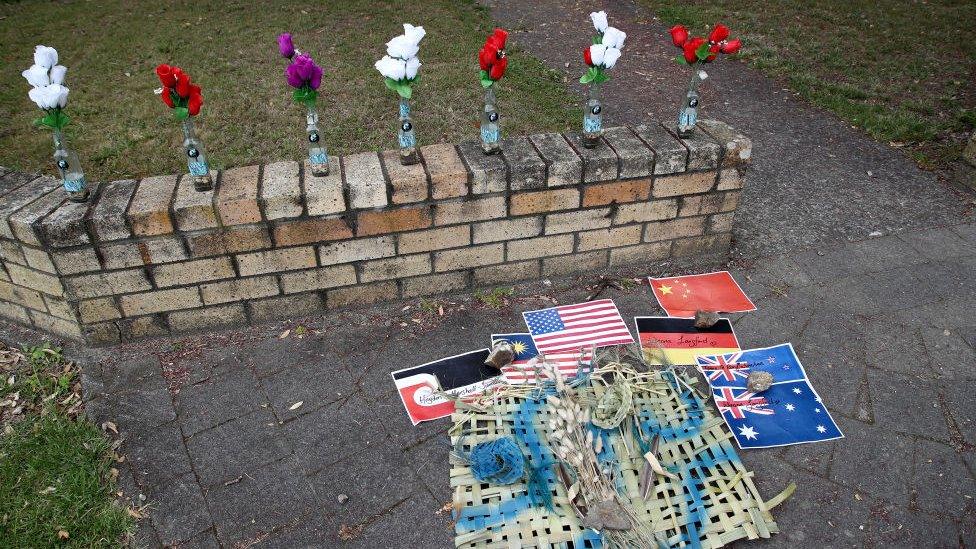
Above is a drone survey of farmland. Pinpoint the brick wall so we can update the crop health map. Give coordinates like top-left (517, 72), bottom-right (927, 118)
top-left (0, 120), bottom-right (751, 344)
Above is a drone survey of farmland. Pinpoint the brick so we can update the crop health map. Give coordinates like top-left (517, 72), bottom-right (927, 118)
top-left (172, 173), bottom-right (219, 231)
top-left (564, 133), bottom-right (618, 183)
top-left (22, 247), bottom-right (56, 273)
top-left (501, 137), bottom-right (546, 191)
top-left (382, 149), bottom-right (428, 204)
top-left (708, 212), bottom-right (736, 233)
top-left (398, 225), bottom-right (470, 254)
top-left (609, 241), bottom-right (672, 265)
top-left (201, 276), bottom-right (279, 305)
top-left (434, 244), bottom-right (504, 272)
top-left (577, 225), bottom-right (643, 251)
top-left (421, 144), bottom-right (468, 199)
top-left (28, 310), bottom-right (82, 339)
top-left (644, 217), bottom-right (706, 242)
top-left (652, 171), bottom-right (716, 198)
top-left (402, 272), bottom-right (468, 298)
top-left (319, 236), bottom-right (395, 265)
top-left (473, 260), bottom-right (540, 286)
top-left (101, 237), bottom-right (188, 269)
top-left (43, 295), bottom-right (75, 320)
top-left (0, 176), bottom-right (60, 239)
top-left (83, 322), bottom-right (122, 345)
top-left (507, 234), bottom-right (573, 261)
top-left (672, 234), bottom-right (732, 257)
top-left (260, 161), bottom-right (303, 219)
top-left (360, 254), bottom-right (431, 282)
top-left (6, 263), bottom-right (63, 296)
top-left (542, 250), bottom-right (607, 277)
top-left (128, 175), bottom-right (179, 236)
top-left (665, 122), bottom-right (721, 170)
top-left (699, 119), bottom-right (752, 165)
top-left (344, 152), bottom-right (387, 209)
top-left (0, 171), bottom-right (37, 196)
top-left (216, 165), bottom-right (261, 225)
top-left (472, 217), bottom-right (542, 244)
top-left (304, 158), bottom-right (345, 216)
top-left (167, 304), bottom-right (246, 333)
top-left (509, 189), bottom-right (580, 215)
top-left (273, 217), bottom-right (352, 247)
top-left (633, 124), bottom-right (687, 175)
top-left (152, 257), bottom-right (234, 287)
top-left (357, 206), bottom-right (431, 236)
top-left (0, 240), bottom-right (26, 264)
top-left (545, 208), bottom-right (612, 234)
top-left (39, 183), bottom-right (99, 248)
top-left (582, 180), bottom-right (650, 207)
top-left (717, 167), bottom-right (743, 191)
top-left (120, 287), bottom-right (202, 316)
top-left (327, 281), bottom-right (397, 308)
top-left (457, 140), bottom-right (506, 194)
top-left (185, 226), bottom-right (271, 257)
top-left (614, 200), bottom-right (678, 225)
top-left (279, 265), bottom-right (357, 294)
top-left (247, 293), bottom-right (324, 323)
top-left (119, 315), bottom-right (169, 340)
top-left (90, 179), bottom-right (137, 241)
top-left (678, 191), bottom-right (739, 217)
top-left (0, 302), bottom-right (30, 324)
top-left (529, 133), bottom-right (582, 187)
top-left (434, 196), bottom-right (505, 225)
top-left (78, 297), bottom-right (121, 323)
top-left (66, 269), bottom-right (151, 299)
top-left (8, 187), bottom-right (64, 245)
top-left (52, 248), bottom-right (101, 275)
top-left (0, 279), bottom-right (46, 310)
top-left (0, 265), bottom-right (7, 282)
top-left (603, 127), bottom-right (654, 179)
top-left (236, 247), bottom-right (316, 276)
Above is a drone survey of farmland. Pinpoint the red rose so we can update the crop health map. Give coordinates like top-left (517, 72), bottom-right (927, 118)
top-left (683, 36), bottom-right (705, 64)
top-left (479, 43), bottom-right (497, 71)
top-left (707, 43), bottom-right (720, 62)
top-left (175, 71), bottom-right (191, 98)
top-left (156, 64), bottom-right (176, 88)
top-left (489, 56), bottom-right (508, 80)
top-left (479, 29), bottom-right (508, 81)
top-left (187, 90), bottom-right (203, 116)
top-left (708, 24), bottom-right (730, 44)
top-left (720, 38), bottom-right (741, 54)
top-left (489, 28), bottom-right (508, 49)
top-left (669, 25), bottom-right (689, 48)
top-left (160, 87), bottom-right (174, 108)
top-left (583, 45), bottom-right (593, 66)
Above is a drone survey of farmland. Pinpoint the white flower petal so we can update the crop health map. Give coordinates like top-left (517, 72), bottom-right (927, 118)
top-left (405, 57), bottom-right (421, 80)
top-left (386, 34), bottom-right (419, 59)
top-left (602, 47), bottom-right (621, 69)
top-left (33, 45), bottom-right (58, 68)
top-left (588, 44), bottom-right (607, 67)
top-left (49, 65), bottom-right (67, 85)
top-left (590, 11), bottom-right (608, 33)
top-left (602, 27), bottom-right (627, 49)
top-left (403, 23), bottom-right (426, 45)
top-left (22, 64), bottom-right (49, 87)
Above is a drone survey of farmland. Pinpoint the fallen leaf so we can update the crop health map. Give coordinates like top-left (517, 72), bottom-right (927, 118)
top-left (127, 507), bottom-right (145, 519)
top-left (57, 530), bottom-right (69, 540)
top-left (101, 421), bottom-right (118, 434)
top-left (289, 401), bottom-right (304, 411)
top-left (39, 486), bottom-right (56, 495)
top-left (279, 329), bottom-right (291, 339)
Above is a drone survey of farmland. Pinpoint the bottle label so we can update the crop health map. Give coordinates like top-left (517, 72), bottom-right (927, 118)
top-left (189, 161), bottom-right (209, 176)
top-left (399, 132), bottom-right (416, 148)
top-left (399, 102), bottom-right (411, 118)
top-left (678, 108), bottom-right (697, 129)
top-left (584, 116), bottom-right (602, 133)
top-left (309, 152), bottom-right (329, 165)
top-left (480, 126), bottom-right (499, 144)
top-left (63, 177), bottom-right (86, 193)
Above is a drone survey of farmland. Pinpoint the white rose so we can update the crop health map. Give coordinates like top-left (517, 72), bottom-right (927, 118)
top-left (405, 57), bottom-right (421, 80)
top-left (55, 84), bottom-right (69, 107)
top-left (34, 45), bottom-right (58, 68)
top-left (49, 65), bottom-right (67, 85)
top-left (28, 84), bottom-right (64, 109)
top-left (22, 64), bottom-right (49, 87)
top-left (602, 27), bottom-right (626, 49)
top-left (386, 34), bottom-right (420, 59)
top-left (403, 23), bottom-right (426, 45)
top-left (374, 55), bottom-right (407, 81)
top-left (590, 11), bottom-right (608, 33)
top-left (602, 47), bottom-right (621, 69)
top-left (588, 43), bottom-right (607, 67)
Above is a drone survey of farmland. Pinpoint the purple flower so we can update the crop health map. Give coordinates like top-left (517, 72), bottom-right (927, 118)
top-left (285, 53), bottom-right (323, 90)
top-left (278, 33), bottom-right (295, 59)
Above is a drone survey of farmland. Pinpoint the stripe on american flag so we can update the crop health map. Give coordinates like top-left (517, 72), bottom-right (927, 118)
top-left (524, 299), bottom-right (634, 353)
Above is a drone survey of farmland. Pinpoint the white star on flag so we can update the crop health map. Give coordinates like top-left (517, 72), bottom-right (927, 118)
top-left (785, 403), bottom-right (795, 411)
top-left (738, 425), bottom-right (758, 440)
top-left (814, 408), bottom-right (821, 413)
top-left (793, 387), bottom-right (802, 394)
top-left (816, 425), bottom-right (827, 433)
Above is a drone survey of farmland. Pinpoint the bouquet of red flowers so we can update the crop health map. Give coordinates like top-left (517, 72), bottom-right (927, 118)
top-left (669, 23), bottom-right (740, 66)
top-left (155, 64), bottom-right (203, 120)
top-left (479, 28), bottom-right (508, 88)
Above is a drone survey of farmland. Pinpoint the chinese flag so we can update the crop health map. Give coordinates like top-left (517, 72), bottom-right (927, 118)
top-left (649, 271), bottom-right (756, 317)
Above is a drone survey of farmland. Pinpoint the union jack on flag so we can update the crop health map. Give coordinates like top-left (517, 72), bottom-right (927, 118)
top-left (697, 352), bottom-right (750, 383)
top-left (713, 387), bottom-right (774, 419)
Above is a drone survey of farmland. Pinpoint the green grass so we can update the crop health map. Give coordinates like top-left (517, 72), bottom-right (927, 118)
top-left (644, 0), bottom-right (976, 167)
top-left (0, 0), bottom-right (579, 181)
top-left (0, 344), bottom-right (132, 547)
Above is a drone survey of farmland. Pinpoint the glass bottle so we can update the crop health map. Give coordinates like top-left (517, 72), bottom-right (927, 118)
top-left (306, 104), bottom-right (329, 176)
top-left (182, 118), bottom-right (213, 191)
top-left (677, 67), bottom-right (704, 138)
top-left (398, 97), bottom-right (419, 165)
top-left (52, 128), bottom-right (89, 202)
top-left (582, 82), bottom-right (603, 148)
top-left (480, 86), bottom-right (501, 154)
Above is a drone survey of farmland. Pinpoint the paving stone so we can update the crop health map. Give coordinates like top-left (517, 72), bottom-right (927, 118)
top-left (500, 136), bottom-right (546, 191)
top-left (95, 357), bottom-right (167, 396)
top-left (632, 123), bottom-right (686, 175)
top-left (742, 255), bottom-right (813, 290)
top-left (814, 267), bottom-right (940, 316)
top-left (281, 394), bottom-right (379, 474)
top-left (175, 367), bottom-right (266, 437)
top-left (911, 438), bottom-right (976, 517)
top-left (829, 416), bottom-right (913, 503)
top-left (146, 472), bottom-right (213, 546)
top-left (337, 494), bottom-right (454, 549)
top-left (124, 420), bottom-right (193, 491)
top-left (89, 179), bottom-right (137, 241)
top-left (89, 386), bottom-right (176, 433)
top-left (260, 358), bottom-right (356, 422)
top-left (865, 368), bottom-right (950, 440)
top-left (185, 407), bottom-right (291, 488)
top-left (793, 307), bottom-right (867, 417)
top-left (941, 382), bottom-right (976, 445)
top-left (528, 132), bottom-right (582, 187)
top-left (564, 132), bottom-right (619, 183)
top-left (919, 325), bottom-right (976, 380)
top-left (864, 321), bottom-right (926, 376)
top-left (899, 226), bottom-right (972, 260)
top-left (602, 126), bottom-right (653, 179)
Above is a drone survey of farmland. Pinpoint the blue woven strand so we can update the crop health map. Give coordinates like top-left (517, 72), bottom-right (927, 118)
top-left (469, 437), bottom-right (525, 485)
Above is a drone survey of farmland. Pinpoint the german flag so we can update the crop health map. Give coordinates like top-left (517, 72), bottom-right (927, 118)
top-left (635, 316), bottom-right (740, 365)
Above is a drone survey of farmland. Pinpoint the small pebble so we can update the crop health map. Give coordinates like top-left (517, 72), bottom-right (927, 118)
top-left (338, 494), bottom-right (349, 504)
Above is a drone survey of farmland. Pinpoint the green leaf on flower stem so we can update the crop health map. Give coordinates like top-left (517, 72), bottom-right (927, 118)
top-left (396, 82), bottom-right (412, 99)
top-left (293, 87), bottom-right (318, 105)
top-left (384, 77), bottom-right (398, 92)
top-left (592, 34), bottom-right (602, 45)
top-left (676, 56), bottom-right (689, 65)
top-left (695, 42), bottom-right (711, 62)
top-left (592, 71), bottom-right (610, 84)
top-left (173, 107), bottom-right (189, 121)
top-left (481, 73), bottom-right (494, 88)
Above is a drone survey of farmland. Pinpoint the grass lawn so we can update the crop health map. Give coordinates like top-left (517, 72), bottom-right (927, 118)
top-left (0, 344), bottom-right (132, 547)
top-left (643, 0), bottom-right (976, 168)
top-left (0, 0), bottom-right (579, 181)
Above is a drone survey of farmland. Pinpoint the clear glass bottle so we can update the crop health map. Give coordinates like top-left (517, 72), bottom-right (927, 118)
top-left (182, 118), bottom-right (213, 191)
top-left (582, 82), bottom-right (603, 148)
top-left (480, 86), bottom-right (501, 154)
top-left (677, 68), bottom-right (703, 138)
top-left (306, 104), bottom-right (329, 176)
top-left (52, 129), bottom-right (89, 202)
top-left (398, 97), bottom-right (419, 165)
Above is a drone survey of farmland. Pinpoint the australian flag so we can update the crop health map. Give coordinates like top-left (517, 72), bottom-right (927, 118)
top-left (697, 343), bottom-right (807, 389)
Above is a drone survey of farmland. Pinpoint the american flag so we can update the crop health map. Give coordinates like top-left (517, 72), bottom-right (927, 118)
top-left (522, 299), bottom-right (634, 356)
top-left (491, 333), bottom-right (592, 384)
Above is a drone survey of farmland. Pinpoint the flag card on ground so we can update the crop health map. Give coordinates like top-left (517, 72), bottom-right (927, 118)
top-left (391, 349), bottom-right (501, 425)
top-left (649, 271), bottom-right (756, 318)
top-left (490, 333), bottom-right (592, 384)
top-left (711, 379), bottom-right (843, 449)
top-left (635, 316), bottom-right (740, 365)
top-left (522, 299), bottom-right (634, 355)
top-left (696, 343), bottom-right (807, 389)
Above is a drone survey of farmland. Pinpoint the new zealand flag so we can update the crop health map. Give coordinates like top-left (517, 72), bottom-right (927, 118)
top-left (697, 343), bottom-right (807, 389)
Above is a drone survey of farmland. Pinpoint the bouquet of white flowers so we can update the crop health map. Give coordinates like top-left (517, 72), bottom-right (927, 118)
top-left (581, 11), bottom-right (626, 84)
top-left (375, 24), bottom-right (426, 165)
